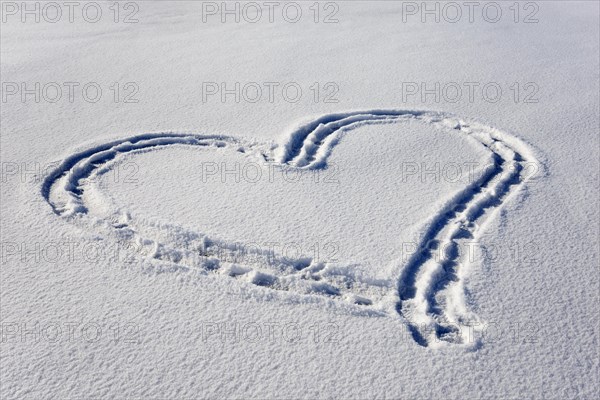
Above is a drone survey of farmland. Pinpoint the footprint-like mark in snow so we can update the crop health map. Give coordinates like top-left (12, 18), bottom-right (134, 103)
top-left (42, 109), bottom-right (540, 347)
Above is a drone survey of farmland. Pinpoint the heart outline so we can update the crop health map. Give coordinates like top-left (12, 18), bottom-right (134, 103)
top-left (42, 109), bottom-right (541, 347)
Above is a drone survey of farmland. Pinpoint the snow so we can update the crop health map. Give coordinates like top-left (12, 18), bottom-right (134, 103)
top-left (1, 1), bottom-right (599, 398)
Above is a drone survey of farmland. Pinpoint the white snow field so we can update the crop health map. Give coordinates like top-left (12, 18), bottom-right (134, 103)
top-left (1, 1), bottom-right (598, 398)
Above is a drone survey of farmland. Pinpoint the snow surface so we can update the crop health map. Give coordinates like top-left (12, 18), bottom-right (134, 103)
top-left (1, 1), bottom-right (599, 399)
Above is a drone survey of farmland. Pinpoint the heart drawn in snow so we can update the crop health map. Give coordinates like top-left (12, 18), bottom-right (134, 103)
top-left (42, 109), bottom-right (540, 347)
